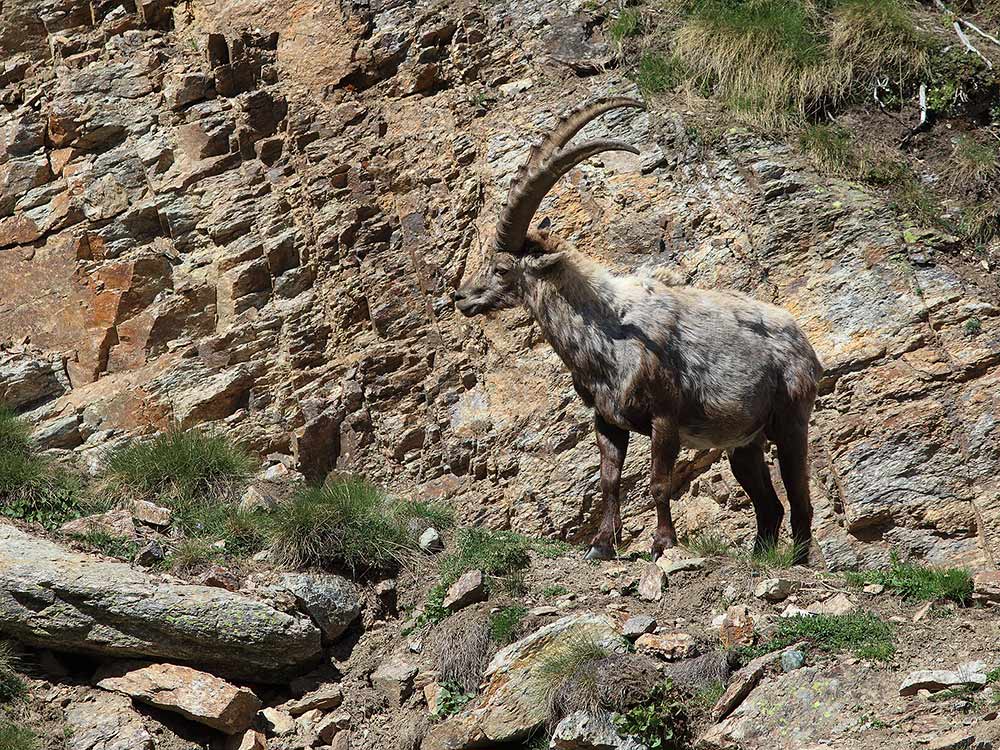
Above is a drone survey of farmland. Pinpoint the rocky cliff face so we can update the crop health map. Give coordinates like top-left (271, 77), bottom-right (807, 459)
top-left (1, 0), bottom-right (999, 569)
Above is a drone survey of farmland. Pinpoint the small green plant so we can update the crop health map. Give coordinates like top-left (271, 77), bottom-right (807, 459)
top-left (799, 123), bottom-right (856, 176)
top-left (269, 478), bottom-right (414, 572)
top-left (965, 318), bottom-right (983, 337)
top-left (71, 531), bottom-right (139, 560)
top-left (434, 680), bottom-right (476, 719)
top-left (612, 680), bottom-right (692, 750)
top-left (609, 8), bottom-right (643, 41)
top-left (0, 643), bottom-right (27, 703)
top-left (541, 584), bottom-right (569, 597)
top-left (746, 541), bottom-right (803, 571)
top-left (748, 612), bottom-right (895, 662)
top-left (0, 407), bottom-right (83, 529)
top-left (682, 531), bottom-right (733, 557)
top-left (105, 430), bottom-right (254, 503)
top-left (0, 719), bottom-right (36, 750)
top-left (488, 605), bottom-right (528, 645)
top-left (163, 537), bottom-right (223, 576)
top-left (635, 53), bottom-right (684, 94)
top-left (844, 553), bottom-right (973, 605)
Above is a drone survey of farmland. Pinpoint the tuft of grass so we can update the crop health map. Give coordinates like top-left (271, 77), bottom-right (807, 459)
top-left (105, 430), bottom-right (254, 503)
top-left (488, 605), bottom-right (528, 645)
top-left (536, 634), bottom-right (617, 719)
top-left (828, 0), bottom-right (931, 90)
top-left (0, 407), bottom-right (84, 529)
top-left (844, 553), bottom-right (973, 605)
top-left (798, 123), bottom-right (856, 175)
top-left (71, 531), bottom-right (139, 561)
top-left (0, 720), bottom-right (37, 750)
top-left (609, 8), bottom-right (643, 41)
top-left (268, 478), bottom-right (414, 572)
top-left (952, 136), bottom-right (999, 189)
top-left (965, 318), bottom-right (983, 337)
top-left (635, 52), bottom-right (685, 94)
top-left (745, 541), bottom-right (803, 571)
top-left (395, 499), bottom-right (456, 531)
top-left (0, 643), bottom-right (27, 704)
top-left (163, 537), bottom-right (223, 577)
top-left (750, 612), bottom-right (895, 662)
top-left (541, 584), bottom-right (569, 597)
top-left (682, 531), bottom-right (734, 558)
top-left (436, 615), bottom-right (492, 693)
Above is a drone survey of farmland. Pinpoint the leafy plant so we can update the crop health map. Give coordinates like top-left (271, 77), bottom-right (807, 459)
top-left (845, 553), bottom-right (973, 605)
top-left (747, 612), bottom-right (895, 662)
top-left (489, 605), bottom-right (528, 645)
top-left (433, 680), bottom-right (476, 719)
top-left (612, 680), bottom-right (692, 750)
top-left (541, 584), bottom-right (569, 597)
top-left (609, 8), bottom-right (643, 41)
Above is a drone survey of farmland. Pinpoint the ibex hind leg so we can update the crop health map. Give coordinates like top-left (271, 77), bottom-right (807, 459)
top-left (728, 441), bottom-right (784, 554)
top-left (773, 417), bottom-right (813, 566)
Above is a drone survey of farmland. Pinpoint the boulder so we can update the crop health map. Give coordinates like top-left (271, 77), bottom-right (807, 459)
top-left (551, 711), bottom-right (648, 749)
top-left (899, 668), bottom-right (988, 696)
top-left (96, 661), bottom-right (262, 734)
top-left (442, 569), bottom-right (487, 611)
top-left (423, 613), bottom-right (626, 749)
top-left (64, 692), bottom-right (153, 750)
top-left (60, 509), bottom-right (137, 539)
top-left (130, 500), bottom-right (172, 526)
top-left (419, 527), bottom-right (444, 553)
top-left (621, 615), bottom-right (656, 640)
top-left (286, 684), bottom-right (343, 715)
top-left (371, 656), bottom-right (417, 704)
top-left (0, 523), bottom-right (321, 681)
top-left (278, 572), bottom-right (362, 641)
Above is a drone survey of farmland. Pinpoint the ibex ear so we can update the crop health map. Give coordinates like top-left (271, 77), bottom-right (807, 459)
top-left (524, 251), bottom-right (565, 275)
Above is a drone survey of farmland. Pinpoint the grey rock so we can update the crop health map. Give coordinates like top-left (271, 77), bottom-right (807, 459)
top-left (658, 557), bottom-right (707, 575)
top-left (0, 523), bottom-right (321, 681)
top-left (754, 577), bottom-right (799, 602)
top-left (621, 615), bottom-right (656, 640)
top-left (133, 540), bottom-right (164, 567)
top-left (552, 711), bottom-right (648, 749)
top-left (0, 351), bottom-right (68, 410)
top-left (31, 412), bottom-right (82, 449)
top-left (278, 572), bottom-right (361, 641)
top-left (371, 657), bottom-right (417, 704)
top-left (64, 692), bottom-right (153, 750)
top-left (419, 526), bottom-right (443, 553)
top-left (637, 562), bottom-right (665, 602)
top-left (899, 668), bottom-right (988, 696)
top-left (780, 650), bottom-right (805, 672)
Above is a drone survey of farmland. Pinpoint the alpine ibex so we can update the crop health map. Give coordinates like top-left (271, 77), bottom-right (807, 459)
top-left (454, 98), bottom-right (823, 564)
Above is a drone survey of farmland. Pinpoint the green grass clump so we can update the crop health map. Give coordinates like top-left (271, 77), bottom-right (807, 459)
top-left (746, 542), bottom-right (803, 571)
top-left (541, 584), bottom-right (569, 597)
top-left (106, 430), bottom-right (254, 503)
top-left (395, 499), bottom-right (455, 531)
top-left (0, 407), bottom-right (83, 530)
top-left (752, 612), bottom-right (895, 662)
top-left (0, 644), bottom-right (27, 704)
top-left (610, 8), bottom-right (643, 41)
top-left (269, 478), bottom-right (415, 572)
top-left (952, 136), bottom-right (999, 189)
top-left (798, 123), bottom-right (856, 175)
top-left (71, 531), bottom-right (139, 561)
top-left (163, 537), bottom-right (223, 577)
top-left (0, 720), bottom-right (37, 750)
top-left (489, 605), bottom-right (528, 645)
top-left (682, 531), bottom-right (734, 558)
top-left (844, 554), bottom-right (973, 605)
top-left (635, 53), bottom-right (685, 94)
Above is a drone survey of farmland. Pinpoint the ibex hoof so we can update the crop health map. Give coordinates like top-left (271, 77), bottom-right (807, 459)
top-left (584, 545), bottom-right (615, 561)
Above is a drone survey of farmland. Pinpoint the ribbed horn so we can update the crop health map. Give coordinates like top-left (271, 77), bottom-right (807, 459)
top-left (495, 98), bottom-right (645, 254)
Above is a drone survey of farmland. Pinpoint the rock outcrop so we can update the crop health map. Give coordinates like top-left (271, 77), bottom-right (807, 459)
top-left (0, 523), bottom-right (321, 681)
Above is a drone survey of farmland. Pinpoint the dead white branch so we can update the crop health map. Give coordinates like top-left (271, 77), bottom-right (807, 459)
top-left (953, 20), bottom-right (993, 68)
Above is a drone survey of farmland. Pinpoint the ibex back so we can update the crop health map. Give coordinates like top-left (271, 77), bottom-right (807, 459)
top-left (454, 98), bottom-right (823, 564)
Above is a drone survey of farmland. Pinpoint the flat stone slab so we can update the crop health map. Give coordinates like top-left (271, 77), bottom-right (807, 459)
top-left (0, 523), bottom-right (321, 681)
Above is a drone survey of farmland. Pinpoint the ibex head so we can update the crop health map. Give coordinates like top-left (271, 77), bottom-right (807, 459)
top-left (454, 97), bottom-right (646, 317)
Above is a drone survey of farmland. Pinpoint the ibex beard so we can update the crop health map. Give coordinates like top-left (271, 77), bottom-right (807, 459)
top-left (454, 98), bottom-right (823, 564)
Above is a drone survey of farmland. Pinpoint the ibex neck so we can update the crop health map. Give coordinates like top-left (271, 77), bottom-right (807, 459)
top-left (521, 255), bottom-right (621, 382)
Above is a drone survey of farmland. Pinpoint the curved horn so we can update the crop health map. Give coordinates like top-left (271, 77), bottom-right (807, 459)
top-left (495, 138), bottom-right (640, 254)
top-left (496, 98), bottom-right (645, 254)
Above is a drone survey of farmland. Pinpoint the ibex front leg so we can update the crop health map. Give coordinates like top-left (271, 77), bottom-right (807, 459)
top-left (585, 414), bottom-right (629, 561)
top-left (650, 417), bottom-right (680, 559)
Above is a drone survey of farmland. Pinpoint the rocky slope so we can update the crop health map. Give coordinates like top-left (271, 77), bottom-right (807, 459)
top-left (1, 0), bottom-right (998, 571)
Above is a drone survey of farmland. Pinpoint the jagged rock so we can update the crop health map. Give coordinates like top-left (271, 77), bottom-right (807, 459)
top-left (371, 657), bottom-right (417, 704)
top-left (225, 730), bottom-right (267, 750)
top-left (423, 614), bottom-right (626, 749)
top-left (899, 668), bottom-right (988, 696)
top-left (657, 557), bottom-right (707, 575)
top-left (634, 632), bottom-right (697, 660)
top-left (278, 572), bottom-right (361, 641)
top-left (96, 661), bottom-right (262, 734)
top-left (753, 578), bottom-right (798, 602)
top-left (807, 593), bottom-right (856, 615)
top-left (551, 711), bottom-right (648, 749)
top-left (637, 562), bottom-right (666, 601)
top-left (780, 650), bottom-right (805, 672)
top-left (419, 527), bottom-right (443, 553)
top-left (286, 684), bottom-right (343, 716)
top-left (0, 523), bottom-right (321, 681)
top-left (0, 351), bottom-right (68, 410)
top-left (197, 564), bottom-right (240, 591)
top-left (973, 572), bottom-right (1000, 604)
top-left (130, 499), bottom-right (171, 526)
top-left (621, 615), bottom-right (656, 639)
top-left (719, 605), bottom-right (754, 649)
top-left (262, 707), bottom-right (295, 736)
top-left (442, 569), bottom-right (486, 611)
top-left (31, 412), bottom-right (83, 449)
top-left (60, 509), bottom-right (137, 539)
top-left (133, 540), bottom-right (164, 566)
top-left (64, 692), bottom-right (153, 750)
